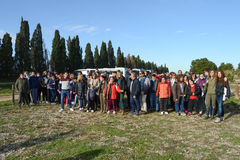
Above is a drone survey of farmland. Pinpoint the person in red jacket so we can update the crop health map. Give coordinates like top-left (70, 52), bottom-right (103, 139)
top-left (103, 77), bottom-right (124, 114)
top-left (156, 77), bottom-right (171, 115)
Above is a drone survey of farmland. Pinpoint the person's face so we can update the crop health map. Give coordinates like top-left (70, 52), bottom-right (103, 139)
top-left (52, 76), bottom-right (55, 80)
top-left (100, 77), bottom-right (104, 81)
top-left (192, 74), bottom-right (196, 79)
top-left (78, 72), bottom-right (81, 75)
top-left (64, 73), bottom-right (68, 78)
top-left (218, 72), bottom-right (221, 78)
top-left (200, 74), bottom-right (204, 79)
top-left (166, 73), bottom-right (169, 76)
top-left (205, 71), bottom-right (208, 76)
top-left (152, 76), bottom-right (156, 81)
top-left (112, 73), bottom-right (116, 77)
top-left (20, 74), bottom-right (24, 79)
top-left (80, 77), bottom-right (83, 81)
top-left (172, 74), bottom-right (176, 79)
top-left (210, 71), bottom-right (214, 77)
top-left (93, 75), bottom-right (96, 79)
top-left (37, 73), bottom-right (40, 77)
top-left (139, 72), bottom-right (143, 77)
top-left (178, 71), bottom-right (182, 75)
top-left (144, 72), bottom-right (147, 76)
top-left (189, 80), bottom-right (194, 85)
top-left (110, 78), bottom-right (114, 84)
top-left (32, 72), bottom-right (35, 76)
top-left (129, 70), bottom-right (132, 74)
top-left (184, 76), bottom-right (187, 80)
top-left (162, 78), bottom-right (166, 83)
top-left (179, 77), bottom-right (183, 82)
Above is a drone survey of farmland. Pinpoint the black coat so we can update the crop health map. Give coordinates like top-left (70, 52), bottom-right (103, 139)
top-left (118, 77), bottom-right (126, 91)
top-left (186, 83), bottom-right (200, 101)
top-left (130, 78), bottom-right (141, 97)
top-left (125, 72), bottom-right (132, 87)
top-left (73, 81), bottom-right (87, 99)
top-left (216, 81), bottom-right (231, 98)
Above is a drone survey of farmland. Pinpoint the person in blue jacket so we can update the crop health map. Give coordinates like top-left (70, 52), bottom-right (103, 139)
top-left (29, 71), bottom-right (40, 104)
top-left (49, 75), bottom-right (57, 104)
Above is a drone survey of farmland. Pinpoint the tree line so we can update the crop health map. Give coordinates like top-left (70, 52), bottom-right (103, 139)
top-left (0, 17), bottom-right (169, 77)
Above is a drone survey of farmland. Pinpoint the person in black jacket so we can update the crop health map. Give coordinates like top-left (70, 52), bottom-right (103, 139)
top-left (73, 75), bottom-right (87, 111)
top-left (129, 72), bottom-right (141, 116)
top-left (186, 79), bottom-right (201, 116)
top-left (125, 68), bottom-right (132, 108)
top-left (117, 71), bottom-right (126, 115)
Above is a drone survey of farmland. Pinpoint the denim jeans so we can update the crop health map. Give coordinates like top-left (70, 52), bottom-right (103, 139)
top-left (150, 92), bottom-right (159, 111)
top-left (18, 93), bottom-right (29, 106)
top-left (74, 96), bottom-right (78, 105)
top-left (130, 95), bottom-right (140, 114)
top-left (61, 90), bottom-right (72, 109)
top-left (31, 88), bottom-right (38, 103)
top-left (78, 99), bottom-right (84, 109)
top-left (216, 94), bottom-right (224, 118)
top-left (175, 96), bottom-right (184, 113)
top-left (50, 89), bottom-right (56, 103)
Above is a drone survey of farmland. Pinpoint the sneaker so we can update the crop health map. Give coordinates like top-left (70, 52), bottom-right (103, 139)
top-left (197, 113), bottom-right (201, 117)
top-left (86, 110), bottom-right (89, 112)
top-left (30, 102), bottom-right (33, 105)
top-left (176, 112), bottom-right (179, 116)
top-left (181, 112), bottom-right (186, 116)
top-left (51, 102), bottom-right (56, 105)
top-left (161, 112), bottom-right (164, 115)
top-left (70, 108), bottom-right (74, 111)
top-left (214, 117), bottom-right (221, 123)
top-left (59, 109), bottom-right (64, 112)
top-left (165, 112), bottom-right (168, 115)
top-left (113, 111), bottom-right (116, 114)
top-left (135, 113), bottom-right (139, 116)
top-left (221, 117), bottom-right (225, 121)
top-left (46, 101), bottom-right (48, 103)
top-left (199, 111), bottom-right (202, 114)
top-left (71, 102), bottom-right (74, 104)
top-left (107, 111), bottom-right (110, 114)
top-left (91, 110), bottom-right (94, 113)
top-left (185, 110), bottom-right (189, 114)
top-left (129, 111), bottom-right (134, 115)
top-left (187, 112), bottom-right (192, 116)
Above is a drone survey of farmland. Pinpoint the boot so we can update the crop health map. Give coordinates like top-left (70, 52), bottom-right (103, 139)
top-left (211, 107), bottom-right (216, 120)
top-left (122, 110), bottom-right (124, 115)
top-left (118, 110), bottom-right (122, 114)
top-left (215, 117), bottom-right (221, 123)
top-left (205, 107), bottom-right (210, 119)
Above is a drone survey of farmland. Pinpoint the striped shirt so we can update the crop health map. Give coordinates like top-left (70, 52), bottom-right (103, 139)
top-left (59, 78), bottom-right (73, 91)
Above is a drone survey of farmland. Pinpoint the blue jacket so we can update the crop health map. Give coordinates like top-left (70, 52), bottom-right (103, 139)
top-left (130, 78), bottom-right (141, 97)
top-left (29, 76), bottom-right (40, 89)
top-left (49, 79), bottom-right (56, 89)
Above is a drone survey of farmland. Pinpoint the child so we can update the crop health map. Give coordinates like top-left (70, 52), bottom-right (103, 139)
top-left (156, 77), bottom-right (171, 115)
top-left (86, 84), bottom-right (95, 112)
top-left (49, 75), bottom-right (57, 104)
top-left (186, 79), bottom-right (201, 116)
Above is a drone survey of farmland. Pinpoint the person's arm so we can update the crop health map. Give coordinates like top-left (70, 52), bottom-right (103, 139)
top-left (195, 84), bottom-right (201, 95)
top-left (186, 86), bottom-right (191, 96)
top-left (156, 84), bottom-right (160, 97)
top-left (116, 83), bottom-right (123, 93)
top-left (58, 79), bottom-right (62, 92)
top-left (168, 84), bottom-right (171, 98)
top-left (226, 82), bottom-right (231, 99)
top-left (15, 79), bottom-right (19, 92)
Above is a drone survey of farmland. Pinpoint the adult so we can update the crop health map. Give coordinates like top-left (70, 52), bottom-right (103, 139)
top-left (178, 70), bottom-right (183, 76)
top-left (139, 71), bottom-right (151, 114)
top-left (98, 75), bottom-right (108, 113)
top-left (117, 71), bottom-right (126, 115)
top-left (23, 71), bottom-right (31, 104)
top-left (15, 73), bottom-right (30, 107)
top-left (49, 75), bottom-right (57, 104)
top-left (36, 72), bottom-right (41, 103)
top-left (125, 68), bottom-right (132, 108)
top-left (129, 72), bottom-right (141, 116)
top-left (39, 72), bottom-right (48, 103)
top-left (196, 73), bottom-right (206, 115)
top-left (58, 72), bottom-right (74, 112)
top-left (149, 74), bottom-right (160, 112)
top-left (29, 71), bottom-right (39, 104)
top-left (190, 72), bottom-right (198, 83)
top-left (170, 72), bottom-right (177, 110)
top-left (88, 72), bottom-right (100, 111)
top-left (46, 72), bottom-right (52, 103)
top-left (73, 75), bottom-right (87, 111)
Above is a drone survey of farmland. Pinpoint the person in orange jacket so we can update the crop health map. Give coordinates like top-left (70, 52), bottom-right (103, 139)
top-left (103, 77), bottom-right (124, 114)
top-left (156, 77), bottom-right (171, 115)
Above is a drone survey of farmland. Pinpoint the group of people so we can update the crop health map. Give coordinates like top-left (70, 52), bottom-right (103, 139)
top-left (15, 68), bottom-right (231, 123)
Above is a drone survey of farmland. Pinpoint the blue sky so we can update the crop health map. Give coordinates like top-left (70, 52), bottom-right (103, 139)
top-left (0, 0), bottom-right (239, 73)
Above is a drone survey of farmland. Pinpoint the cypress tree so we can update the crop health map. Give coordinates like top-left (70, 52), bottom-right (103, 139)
top-left (14, 17), bottom-right (30, 73)
top-left (0, 33), bottom-right (13, 77)
top-left (50, 30), bottom-right (61, 72)
top-left (84, 43), bottom-right (94, 68)
top-left (59, 37), bottom-right (67, 72)
top-left (30, 23), bottom-right (45, 72)
top-left (126, 54), bottom-right (132, 68)
top-left (116, 47), bottom-right (121, 67)
top-left (100, 41), bottom-right (108, 67)
top-left (94, 45), bottom-right (100, 68)
top-left (107, 40), bottom-right (115, 67)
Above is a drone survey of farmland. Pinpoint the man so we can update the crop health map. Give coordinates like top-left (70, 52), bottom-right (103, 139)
top-left (166, 72), bottom-right (170, 80)
top-left (178, 70), bottom-right (183, 76)
top-left (125, 68), bottom-right (132, 108)
top-left (49, 75), bottom-right (57, 104)
top-left (129, 72), bottom-right (141, 116)
top-left (139, 71), bottom-right (151, 114)
top-left (15, 73), bottom-right (30, 107)
top-left (150, 74), bottom-right (160, 112)
top-left (36, 73), bottom-right (41, 103)
top-left (29, 71), bottom-right (40, 104)
top-left (144, 71), bottom-right (148, 78)
top-left (58, 72), bottom-right (74, 112)
top-left (23, 71), bottom-right (31, 104)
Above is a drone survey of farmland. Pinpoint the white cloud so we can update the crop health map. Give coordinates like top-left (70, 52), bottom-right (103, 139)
top-left (106, 28), bottom-right (111, 31)
top-left (175, 30), bottom-right (185, 33)
top-left (76, 26), bottom-right (98, 33)
top-left (193, 33), bottom-right (208, 36)
top-left (0, 29), bottom-right (16, 45)
top-left (63, 25), bottom-right (86, 31)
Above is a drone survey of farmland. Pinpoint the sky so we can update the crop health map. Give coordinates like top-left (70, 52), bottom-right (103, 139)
top-left (0, 0), bottom-right (239, 73)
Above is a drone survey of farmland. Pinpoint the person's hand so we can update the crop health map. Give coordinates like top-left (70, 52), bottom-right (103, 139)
top-left (203, 83), bottom-right (206, 86)
top-left (206, 80), bottom-right (209, 84)
top-left (17, 90), bottom-right (19, 93)
top-left (70, 91), bottom-right (72, 94)
top-left (175, 99), bottom-right (178, 102)
top-left (76, 94), bottom-right (78, 97)
top-left (192, 93), bottom-right (195, 95)
top-left (121, 90), bottom-right (124, 93)
top-left (133, 96), bottom-right (136, 99)
top-left (85, 94), bottom-right (86, 96)
top-left (183, 95), bottom-right (186, 97)
top-left (159, 92), bottom-right (161, 95)
top-left (226, 97), bottom-right (228, 100)
top-left (59, 91), bottom-right (61, 94)
top-left (103, 94), bottom-right (105, 97)
top-left (53, 83), bottom-right (55, 85)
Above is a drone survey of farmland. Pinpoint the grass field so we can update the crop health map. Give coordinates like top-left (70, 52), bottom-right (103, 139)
top-left (1, 97), bottom-right (240, 160)
top-left (0, 85), bottom-right (17, 97)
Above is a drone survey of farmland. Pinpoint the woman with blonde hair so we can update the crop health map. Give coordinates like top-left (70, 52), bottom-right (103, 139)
top-left (117, 71), bottom-right (126, 115)
top-left (73, 75), bottom-right (87, 111)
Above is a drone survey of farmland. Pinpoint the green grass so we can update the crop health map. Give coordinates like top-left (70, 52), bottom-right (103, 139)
top-left (0, 84), bottom-right (17, 95)
top-left (1, 97), bottom-right (240, 159)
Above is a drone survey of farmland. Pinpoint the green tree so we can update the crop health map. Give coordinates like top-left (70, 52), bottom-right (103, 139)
top-left (218, 62), bottom-right (234, 71)
top-left (116, 47), bottom-right (122, 67)
top-left (100, 41), bottom-right (108, 67)
top-left (238, 63), bottom-right (240, 70)
top-left (94, 45), bottom-right (100, 68)
top-left (30, 23), bottom-right (45, 72)
top-left (0, 33), bottom-right (13, 77)
top-left (84, 43), bottom-right (94, 68)
top-left (14, 17), bottom-right (30, 74)
top-left (107, 40), bottom-right (115, 67)
top-left (50, 30), bottom-right (61, 72)
top-left (59, 37), bottom-right (67, 72)
top-left (126, 54), bottom-right (132, 68)
top-left (190, 58), bottom-right (217, 74)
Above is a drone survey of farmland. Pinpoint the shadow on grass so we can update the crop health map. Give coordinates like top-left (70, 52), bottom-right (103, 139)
top-left (0, 130), bottom-right (74, 154)
top-left (62, 149), bottom-right (104, 160)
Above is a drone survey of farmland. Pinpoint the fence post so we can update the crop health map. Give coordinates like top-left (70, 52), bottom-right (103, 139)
top-left (236, 83), bottom-right (239, 99)
top-left (12, 83), bottom-right (15, 105)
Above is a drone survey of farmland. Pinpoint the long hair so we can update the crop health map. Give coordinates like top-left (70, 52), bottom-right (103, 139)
top-left (208, 69), bottom-right (215, 79)
top-left (190, 72), bottom-right (197, 80)
top-left (117, 72), bottom-right (123, 80)
top-left (215, 70), bottom-right (225, 86)
top-left (77, 75), bottom-right (83, 82)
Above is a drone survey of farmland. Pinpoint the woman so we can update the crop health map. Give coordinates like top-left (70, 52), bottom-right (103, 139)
top-left (170, 72), bottom-right (177, 110)
top-left (203, 69), bottom-right (217, 119)
top-left (73, 75), bottom-right (87, 111)
top-left (39, 71), bottom-right (48, 103)
top-left (104, 77), bottom-right (124, 114)
top-left (196, 73), bottom-right (206, 115)
top-left (190, 72), bottom-right (198, 83)
top-left (172, 75), bottom-right (187, 116)
top-left (98, 75), bottom-right (108, 113)
top-left (88, 72), bottom-right (100, 111)
top-left (215, 70), bottom-right (231, 123)
top-left (183, 75), bottom-right (189, 85)
top-left (117, 72), bottom-right (126, 115)
top-left (46, 72), bottom-right (51, 103)
top-left (66, 73), bottom-right (75, 106)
